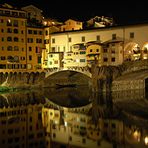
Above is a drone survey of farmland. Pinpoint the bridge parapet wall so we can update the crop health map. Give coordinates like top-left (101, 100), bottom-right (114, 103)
top-left (123, 60), bottom-right (148, 74)
top-left (44, 67), bottom-right (92, 78)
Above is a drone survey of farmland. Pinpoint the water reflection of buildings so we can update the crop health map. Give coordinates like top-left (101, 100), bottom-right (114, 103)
top-left (0, 89), bottom-right (148, 147)
top-left (0, 104), bottom-right (46, 148)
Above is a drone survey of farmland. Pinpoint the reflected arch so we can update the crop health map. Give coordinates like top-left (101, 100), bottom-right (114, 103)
top-left (124, 42), bottom-right (141, 61)
top-left (141, 43), bottom-right (148, 60)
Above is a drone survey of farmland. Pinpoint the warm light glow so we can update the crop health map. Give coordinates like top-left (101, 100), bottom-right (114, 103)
top-left (145, 137), bottom-right (148, 145)
top-left (44, 21), bottom-right (47, 25)
top-left (76, 59), bottom-right (79, 62)
top-left (133, 130), bottom-right (140, 141)
top-left (8, 19), bottom-right (11, 23)
top-left (65, 121), bottom-right (67, 126)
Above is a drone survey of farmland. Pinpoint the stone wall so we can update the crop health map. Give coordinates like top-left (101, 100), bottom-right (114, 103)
top-left (0, 72), bottom-right (45, 88)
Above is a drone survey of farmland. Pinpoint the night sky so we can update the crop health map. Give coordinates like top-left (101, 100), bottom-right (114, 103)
top-left (1, 0), bottom-right (148, 25)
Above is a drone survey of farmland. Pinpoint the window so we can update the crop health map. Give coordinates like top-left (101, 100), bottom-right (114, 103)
top-left (38, 57), bottom-right (41, 64)
top-left (39, 31), bottom-right (42, 35)
top-left (112, 34), bottom-right (116, 40)
top-left (90, 49), bottom-right (92, 52)
top-left (29, 56), bottom-right (32, 61)
top-left (14, 37), bottom-right (19, 42)
top-left (7, 28), bottom-right (12, 33)
top-left (14, 46), bottom-right (19, 51)
top-left (28, 38), bottom-right (33, 43)
top-left (2, 37), bottom-right (4, 41)
top-left (96, 49), bottom-right (99, 52)
top-left (45, 30), bottom-right (48, 35)
top-left (111, 49), bottom-right (115, 53)
top-left (68, 37), bottom-right (71, 42)
top-left (112, 57), bottom-right (115, 62)
top-left (7, 19), bottom-right (12, 26)
top-left (1, 29), bottom-right (4, 32)
top-left (82, 138), bottom-right (86, 144)
top-left (54, 60), bottom-right (58, 64)
top-left (33, 30), bottom-right (37, 34)
top-left (36, 38), bottom-right (42, 43)
top-left (103, 48), bottom-right (107, 53)
top-left (82, 36), bottom-right (85, 42)
top-left (80, 51), bottom-right (86, 54)
top-left (96, 35), bottom-right (100, 41)
top-left (52, 47), bottom-right (55, 52)
top-left (29, 47), bottom-right (32, 51)
top-left (28, 30), bottom-right (32, 34)
top-left (52, 38), bottom-right (55, 43)
top-left (13, 20), bottom-right (18, 27)
top-left (103, 57), bottom-right (108, 62)
top-left (80, 59), bottom-right (85, 62)
top-left (14, 29), bottom-right (18, 33)
top-left (7, 37), bottom-right (12, 41)
top-left (130, 32), bottom-right (134, 38)
top-left (0, 19), bottom-right (4, 23)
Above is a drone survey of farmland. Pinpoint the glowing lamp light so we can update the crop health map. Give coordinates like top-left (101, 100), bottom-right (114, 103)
top-left (76, 59), bottom-right (79, 62)
top-left (8, 19), bottom-right (11, 23)
top-left (145, 137), bottom-right (148, 145)
top-left (44, 21), bottom-right (47, 26)
top-left (65, 121), bottom-right (67, 126)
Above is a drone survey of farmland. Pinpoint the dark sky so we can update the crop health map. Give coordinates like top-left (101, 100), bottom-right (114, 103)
top-left (1, 0), bottom-right (148, 25)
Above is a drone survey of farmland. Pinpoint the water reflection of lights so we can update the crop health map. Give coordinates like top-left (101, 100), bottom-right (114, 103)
top-left (144, 137), bottom-right (148, 145)
top-left (133, 130), bottom-right (141, 142)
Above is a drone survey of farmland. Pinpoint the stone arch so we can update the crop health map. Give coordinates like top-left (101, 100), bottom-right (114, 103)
top-left (124, 42), bottom-right (141, 61)
top-left (141, 42), bottom-right (148, 60)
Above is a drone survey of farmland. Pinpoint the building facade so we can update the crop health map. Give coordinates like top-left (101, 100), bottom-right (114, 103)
top-left (0, 4), bottom-right (27, 72)
top-left (50, 24), bottom-right (148, 68)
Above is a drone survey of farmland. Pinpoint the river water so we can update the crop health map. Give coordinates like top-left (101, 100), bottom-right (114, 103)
top-left (0, 86), bottom-right (148, 148)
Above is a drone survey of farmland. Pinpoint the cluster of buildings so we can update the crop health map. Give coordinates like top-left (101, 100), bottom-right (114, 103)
top-left (1, 3), bottom-right (148, 73)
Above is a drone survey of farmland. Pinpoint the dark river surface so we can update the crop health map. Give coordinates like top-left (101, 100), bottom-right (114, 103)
top-left (0, 86), bottom-right (148, 148)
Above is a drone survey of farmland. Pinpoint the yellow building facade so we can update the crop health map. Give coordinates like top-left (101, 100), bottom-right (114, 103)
top-left (60, 19), bottom-right (83, 31)
top-left (0, 5), bottom-right (27, 72)
top-left (27, 26), bottom-right (44, 70)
